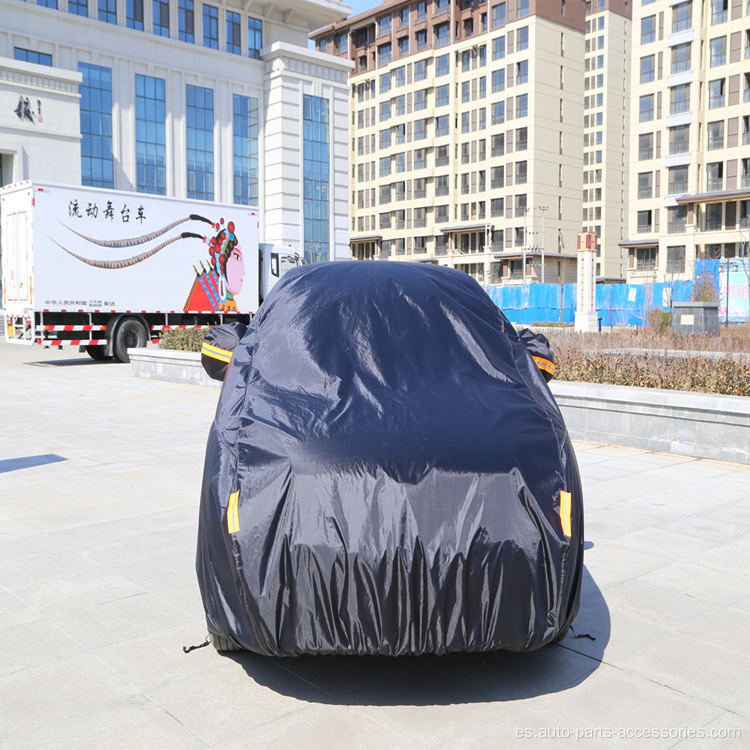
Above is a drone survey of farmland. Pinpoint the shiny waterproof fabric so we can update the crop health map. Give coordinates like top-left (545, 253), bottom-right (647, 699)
top-left (196, 262), bottom-right (584, 656)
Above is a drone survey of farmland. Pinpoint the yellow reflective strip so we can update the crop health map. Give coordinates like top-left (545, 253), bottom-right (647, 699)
top-left (201, 342), bottom-right (233, 364)
top-left (560, 491), bottom-right (572, 537)
top-left (227, 490), bottom-right (240, 534)
top-left (532, 356), bottom-right (556, 375)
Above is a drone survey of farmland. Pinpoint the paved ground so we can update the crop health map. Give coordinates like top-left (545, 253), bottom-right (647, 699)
top-left (0, 340), bottom-right (748, 749)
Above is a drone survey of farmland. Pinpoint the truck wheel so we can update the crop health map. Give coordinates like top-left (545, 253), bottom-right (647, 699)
top-left (113, 319), bottom-right (147, 363)
top-left (85, 345), bottom-right (112, 361)
top-left (210, 633), bottom-right (242, 652)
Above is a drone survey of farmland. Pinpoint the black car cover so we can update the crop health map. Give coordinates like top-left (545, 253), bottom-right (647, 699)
top-left (196, 261), bottom-right (583, 656)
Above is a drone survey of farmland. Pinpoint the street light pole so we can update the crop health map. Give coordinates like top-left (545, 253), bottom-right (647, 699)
top-left (539, 205), bottom-right (548, 285)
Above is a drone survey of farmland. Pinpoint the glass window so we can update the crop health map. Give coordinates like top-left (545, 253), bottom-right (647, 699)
top-left (640, 55), bottom-right (655, 84)
top-left (416, 29), bottom-right (427, 49)
top-left (492, 36), bottom-right (506, 60)
top-left (127, 0), bottom-right (144, 30)
top-left (379, 43), bottom-right (392, 66)
top-left (672, 1), bottom-right (692, 33)
top-left (669, 125), bottom-right (689, 154)
top-left (153, 0), bottom-right (170, 37)
top-left (492, 2), bottom-right (506, 29)
top-left (68, 0), bottom-right (88, 16)
top-left (380, 73), bottom-right (391, 94)
top-left (233, 94), bottom-right (259, 205)
top-left (186, 84), bottom-right (214, 201)
top-left (518, 26), bottom-right (529, 50)
top-left (670, 84), bottom-right (690, 114)
top-left (517, 60), bottom-right (528, 85)
top-left (394, 67), bottom-right (406, 86)
top-left (711, 0), bottom-right (727, 24)
top-left (378, 15), bottom-right (391, 35)
top-left (436, 54), bottom-right (449, 76)
top-left (36, 0), bottom-right (57, 7)
top-left (179, 0), bottom-right (195, 43)
top-left (639, 132), bottom-right (654, 160)
top-left (79, 63), bottom-right (114, 189)
top-left (248, 17), bottom-right (262, 59)
top-left (203, 5), bottom-right (218, 49)
top-left (638, 172), bottom-right (653, 199)
top-left (671, 43), bottom-right (691, 73)
top-left (415, 89), bottom-right (427, 110)
top-left (492, 69), bottom-right (505, 92)
top-left (706, 162), bottom-right (723, 191)
top-left (641, 15), bottom-right (655, 44)
top-left (637, 211), bottom-right (653, 233)
top-left (398, 36), bottom-right (409, 56)
top-left (303, 95), bottom-right (330, 264)
top-left (14, 48), bottom-right (53, 66)
top-left (415, 60), bottom-right (427, 81)
top-left (435, 115), bottom-right (449, 136)
top-left (135, 74), bottom-right (167, 194)
top-left (492, 101), bottom-right (505, 124)
top-left (517, 94), bottom-right (528, 117)
top-left (668, 165), bottom-right (689, 194)
top-left (667, 245), bottom-right (686, 272)
top-left (226, 11), bottom-right (241, 54)
top-left (418, 1), bottom-right (426, 20)
top-left (639, 94), bottom-right (654, 121)
top-left (707, 120), bottom-right (724, 150)
top-left (434, 22), bottom-right (449, 47)
top-left (98, 0), bottom-right (117, 24)
top-left (710, 37), bottom-right (726, 66)
top-left (517, 0), bottom-right (529, 18)
top-left (400, 7), bottom-right (409, 25)
top-left (709, 78), bottom-right (725, 108)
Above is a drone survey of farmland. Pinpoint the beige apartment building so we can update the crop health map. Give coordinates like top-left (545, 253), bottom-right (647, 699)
top-left (624, 0), bottom-right (750, 283)
top-left (583, 0), bottom-right (632, 281)
top-left (312, 0), bottom-right (602, 285)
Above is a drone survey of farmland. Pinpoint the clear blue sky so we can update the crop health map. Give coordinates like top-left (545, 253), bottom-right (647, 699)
top-left (347, 0), bottom-right (381, 17)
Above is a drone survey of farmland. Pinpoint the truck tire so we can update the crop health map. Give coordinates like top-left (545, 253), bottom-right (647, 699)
top-left (210, 633), bottom-right (242, 652)
top-left (113, 318), bottom-right (148, 363)
top-left (85, 345), bottom-right (112, 361)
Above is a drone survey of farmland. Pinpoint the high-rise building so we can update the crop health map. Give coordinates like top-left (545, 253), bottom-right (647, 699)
top-left (582, 0), bottom-right (632, 281)
top-left (0, 0), bottom-right (353, 262)
top-left (313, 0), bottom-right (597, 285)
top-left (624, 0), bottom-right (750, 282)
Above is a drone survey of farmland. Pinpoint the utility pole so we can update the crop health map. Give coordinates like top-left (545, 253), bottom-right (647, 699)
top-left (539, 205), bottom-right (548, 284)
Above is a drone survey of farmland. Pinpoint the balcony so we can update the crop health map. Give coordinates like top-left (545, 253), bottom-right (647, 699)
top-left (707, 178), bottom-right (723, 191)
top-left (668, 221), bottom-right (687, 234)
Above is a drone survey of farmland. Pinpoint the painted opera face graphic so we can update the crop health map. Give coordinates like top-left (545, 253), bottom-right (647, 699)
top-left (53, 208), bottom-right (246, 313)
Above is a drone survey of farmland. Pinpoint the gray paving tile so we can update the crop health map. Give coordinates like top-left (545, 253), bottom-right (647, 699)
top-left (675, 607), bottom-right (750, 658)
top-left (0, 617), bottom-right (87, 676)
top-left (640, 562), bottom-right (750, 606)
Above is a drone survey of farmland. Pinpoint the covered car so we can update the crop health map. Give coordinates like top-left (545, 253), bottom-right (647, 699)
top-left (196, 261), bottom-right (583, 656)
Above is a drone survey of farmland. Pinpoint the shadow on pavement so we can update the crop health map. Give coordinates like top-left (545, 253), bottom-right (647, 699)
top-left (222, 565), bottom-right (609, 706)
top-left (0, 454), bottom-right (68, 473)
top-left (26, 358), bottom-right (119, 367)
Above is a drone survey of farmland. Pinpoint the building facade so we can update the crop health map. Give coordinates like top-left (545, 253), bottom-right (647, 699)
top-left (624, 0), bottom-right (750, 283)
top-left (0, 0), bottom-right (353, 262)
top-left (313, 0), bottom-right (596, 285)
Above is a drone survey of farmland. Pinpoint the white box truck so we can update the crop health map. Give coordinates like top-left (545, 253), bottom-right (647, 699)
top-left (2, 182), bottom-right (300, 361)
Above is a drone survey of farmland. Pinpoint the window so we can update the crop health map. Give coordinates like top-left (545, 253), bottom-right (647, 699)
top-left (461, 112), bottom-right (470, 133)
top-left (636, 246), bottom-right (657, 270)
top-left (670, 84), bottom-right (690, 114)
top-left (394, 123), bottom-right (405, 143)
top-left (641, 15), bottom-right (655, 44)
top-left (379, 43), bottom-right (392, 66)
top-left (492, 101), bottom-right (505, 124)
top-left (380, 128), bottom-right (391, 149)
top-left (492, 2), bottom-right (506, 29)
top-left (399, 36), bottom-right (409, 56)
top-left (518, 26), bottom-right (529, 51)
top-left (248, 17), bottom-right (262, 59)
top-left (36, 0), bottom-right (57, 7)
top-left (672, 1), bottom-right (692, 33)
top-left (98, 0), bottom-right (117, 24)
top-left (203, 5), bottom-right (218, 49)
top-left (416, 30), bottom-right (427, 49)
top-left (378, 15), bottom-right (391, 35)
top-left (392, 95), bottom-right (403, 116)
top-left (711, 0), bottom-right (727, 25)
top-left (668, 165), bottom-right (689, 194)
top-left (491, 198), bottom-right (504, 217)
top-left (516, 94), bottom-right (528, 118)
top-left (179, 0), bottom-right (194, 43)
top-left (415, 89), bottom-right (427, 111)
top-left (436, 84), bottom-right (449, 106)
top-left (400, 7), bottom-right (409, 25)
top-left (479, 46), bottom-right (487, 67)
top-left (705, 203), bottom-right (722, 230)
top-left (709, 79), bottom-right (725, 108)
top-left (79, 63), bottom-right (114, 189)
top-left (461, 173), bottom-right (470, 195)
top-left (435, 144), bottom-right (449, 165)
top-left (436, 54), bottom-right (449, 77)
top-left (303, 96), bottom-right (330, 263)
top-left (380, 101), bottom-right (391, 121)
top-left (233, 95), bottom-right (259, 205)
top-left (186, 85), bottom-right (214, 201)
top-left (153, 0), bottom-right (170, 37)
top-left (517, 60), bottom-right (528, 85)
top-left (492, 69), bottom-right (505, 92)
top-left (710, 37), bottom-right (726, 67)
top-left (637, 210), bottom-right (653, 233)
top-left (464, 18), bottom-right (474, 38)
top-left (491, 165), bottom-right (504, 189)
top-left (639, 94), bottom-right (654, 122)
top-left (127, 0), bottom-right (144, 30)
top-left (638, 172), bottom-right (653, 199)
top-left (418, 1), bottom-right (426, 20)
top-left (639, 132), bottom-right (653, 160)
top-left (395, 67), bottom-right (406, 87)
top-left (380, 156), bottom-right (391, 177)
top-left (669, 125), bottom-right (689, 154)
top-left (462, 51), bottom-right (471, 73)
top-left (742, 158), bottom-right (750, 187)
top-left (415, 60), bottom-right (427, 81)
top-left (436, 175), bottom-right (449, 196)
top-left (516, 127), bottom-right (528, 151)
top-left (461, 81), bottom-right (471, 103)
top-left (395, 152), bottom-right (406, 172)
top-left (671, 43), bottom-right (691, 74)
top-left (68, 0), bottom-right (88, 16)
top-left (493, 37), bottom-right (506, 60)
top-left (667, 245), bottom-right (686, 273)
top-left (380, 73), bottom-right (391, 94)
top-left (337, 33), bottom-right (348, 53)
top-left (640, 55), bottom-right (655, 84)
top-left (436, 204), bottom-right (449, 223)
top-left (436, 115), bottom-right (449, 136)
top-left (517, 0), bottom-right (529, 18)
top-left (516, 161), bottom-right (527, 184)
top-left (707, 162), bottom-right (723, 191)
top-left (135, 74), bottom-right (166, 194)
top-left (14, 48), bottom-right (52, 66)
top-left (226, 11), bottom-right (241, 54)
top-left (435, 0), bottom-right (449, 11)
top-left (708, 121), bottom-right (724, 150)
top-left (415, 119), bottom-right (427, 140)
top-left (479, 108), bottom-right (486, 130)
top-left (435, 22), bottom-right (449, 47)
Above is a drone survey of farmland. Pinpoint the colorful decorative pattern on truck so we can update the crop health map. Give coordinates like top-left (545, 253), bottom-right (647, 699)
top-left (4, 184), bottom-right (260, 314)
